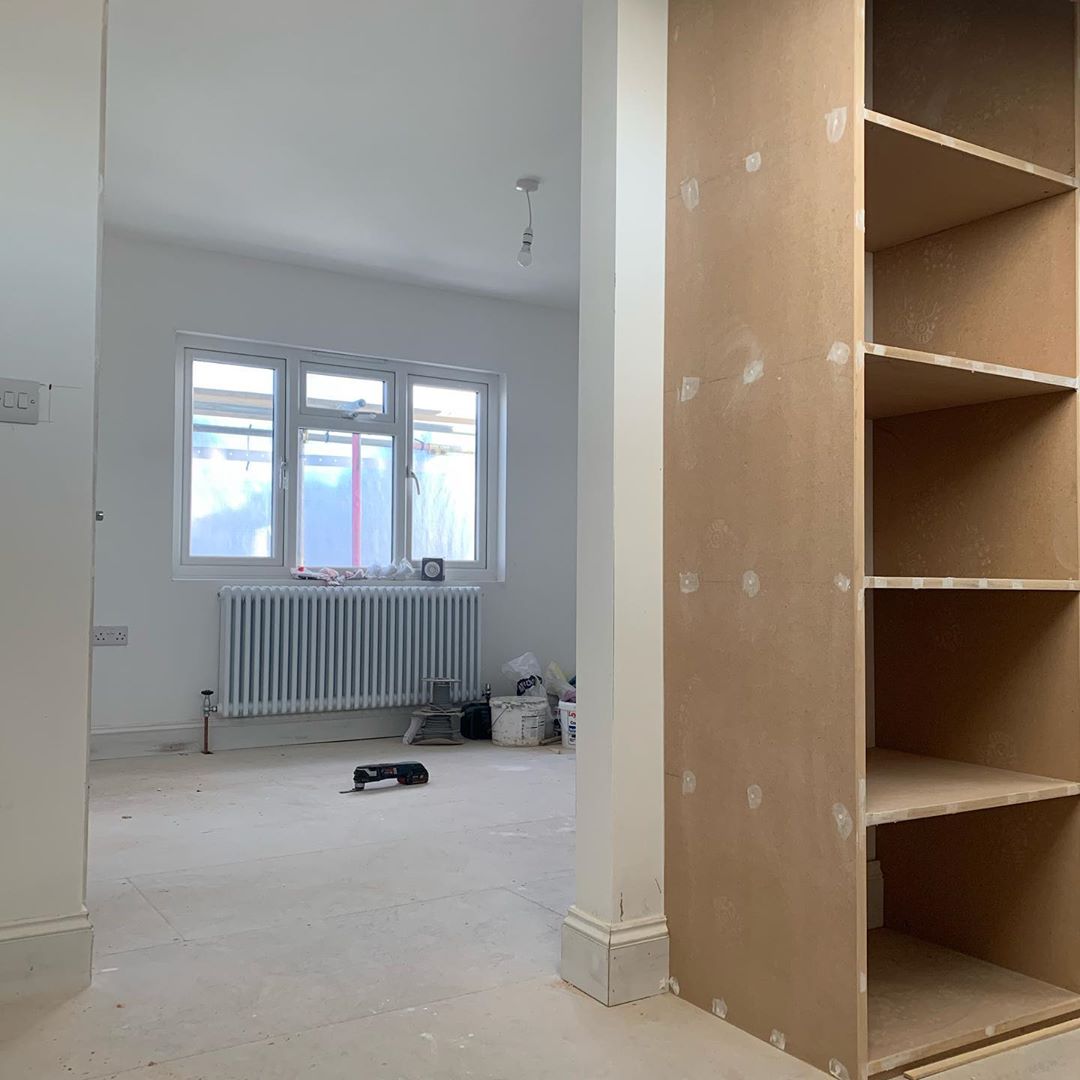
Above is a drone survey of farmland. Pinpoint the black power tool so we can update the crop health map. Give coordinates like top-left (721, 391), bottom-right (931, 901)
top-left (343, 761), bottom-right (429, 792)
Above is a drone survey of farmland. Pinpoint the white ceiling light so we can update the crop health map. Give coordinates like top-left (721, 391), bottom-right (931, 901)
top-left (515, 177), bottom-right (539, 269)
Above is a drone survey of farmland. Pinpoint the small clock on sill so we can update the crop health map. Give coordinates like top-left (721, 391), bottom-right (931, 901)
top-left (421, 558), bottom-right (445, 582)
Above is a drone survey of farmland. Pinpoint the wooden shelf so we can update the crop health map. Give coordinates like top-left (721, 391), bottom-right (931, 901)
top-left (904, 1017), bottom-right (1080, 1079)
top-left (864, 342), bottom-right (1076, 420)
top-left (866, 749), bottom-right (1080, 826)
top-left (865, 577), bottom-right (1080, 592)
top-left (865, 110), bottom-right (1077, 252)
top-left (868, 929), bottom-right (1080, 1075)
top-left (667, 7), bottom-right (1080, 1077)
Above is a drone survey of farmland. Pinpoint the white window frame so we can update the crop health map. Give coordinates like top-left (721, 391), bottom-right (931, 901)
top-left (177, 346), bottom-right (287, 569)
top-left (173, 333), bottom-right (503, 582)
top-left (300, 358), bottom-right (396, 423)
top-left (406, 373), bottom-right (491, 572)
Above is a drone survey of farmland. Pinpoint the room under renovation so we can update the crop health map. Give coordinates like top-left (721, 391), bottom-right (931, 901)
top-left (3, 2), bottom-right (1080, 1078)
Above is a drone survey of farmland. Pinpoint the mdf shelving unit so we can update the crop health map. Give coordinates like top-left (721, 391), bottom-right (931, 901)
top-left (665, 2), bottom-right (1080, 1077)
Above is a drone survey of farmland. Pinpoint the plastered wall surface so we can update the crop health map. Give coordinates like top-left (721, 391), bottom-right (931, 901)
top-left (0, 0), bottom-right (103, 993)
top-left (93, 232), bottom-right (578, 737)
top-left (570, 0), bottom-right (667, 935)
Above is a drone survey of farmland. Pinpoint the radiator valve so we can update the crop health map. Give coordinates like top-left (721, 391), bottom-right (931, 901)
top-left (200, 689), bottom-right (217, 755)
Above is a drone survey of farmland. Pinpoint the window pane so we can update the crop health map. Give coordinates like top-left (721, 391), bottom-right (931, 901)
top-left (411, 383), bottom-right (479, 562)
top-left (298, 429), bottom-right (393, 568)
top-left (305, 368), bottom-right (388, 417)
top-left (189, 359), bottom-right (276, 559)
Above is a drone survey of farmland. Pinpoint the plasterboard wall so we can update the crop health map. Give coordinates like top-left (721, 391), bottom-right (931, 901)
top-left (0, 0), bottom-right (103, 998)
top-left (92, 231), bottom-right (577, 740)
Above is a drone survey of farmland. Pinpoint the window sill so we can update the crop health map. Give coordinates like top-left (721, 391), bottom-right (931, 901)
top-left (172, 566), bottom-right (505, 585)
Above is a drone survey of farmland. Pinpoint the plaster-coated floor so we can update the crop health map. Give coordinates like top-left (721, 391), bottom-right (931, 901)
top-left (0, 738), bottom-right (824, 1080)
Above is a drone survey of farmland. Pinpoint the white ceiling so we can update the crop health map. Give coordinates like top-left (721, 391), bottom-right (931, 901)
top-left (104, 1), bottom-right (583, 308)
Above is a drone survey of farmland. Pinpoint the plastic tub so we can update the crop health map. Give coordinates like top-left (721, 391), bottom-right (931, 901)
top-left (490, 696), bottom-right (550, 747)
top-left (557, 700), bottom-right (577, 749)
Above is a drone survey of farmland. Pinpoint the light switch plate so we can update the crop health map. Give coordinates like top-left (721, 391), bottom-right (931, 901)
top-left (0, 378), bottom-right (40, 424)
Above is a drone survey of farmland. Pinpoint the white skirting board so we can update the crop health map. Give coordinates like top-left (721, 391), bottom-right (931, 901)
top-left (0, 912), bottom-right (93, 1004)
top-left (560, 906), bottom-right (670, 1007)
top-left (90, 708), bottom-right (413, 760)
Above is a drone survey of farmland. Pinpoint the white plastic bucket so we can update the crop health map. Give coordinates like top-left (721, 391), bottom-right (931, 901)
top-left (491, 696), bottom-right (550, 747)
top-left (557, 700), bottom-right (577, 749)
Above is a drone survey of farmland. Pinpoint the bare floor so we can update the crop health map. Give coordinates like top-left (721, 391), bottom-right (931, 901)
top-left (0, 739), bottom-right (817, 1079)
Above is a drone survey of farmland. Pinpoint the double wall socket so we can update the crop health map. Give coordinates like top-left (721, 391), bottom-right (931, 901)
top-left (93, 626), bottom-right (128, 646)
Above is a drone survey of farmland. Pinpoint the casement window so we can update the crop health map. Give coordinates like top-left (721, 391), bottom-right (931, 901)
top-left (175, 336), bottom-right (501, 580)
top-left (182, 351), bottom-right (285, 565)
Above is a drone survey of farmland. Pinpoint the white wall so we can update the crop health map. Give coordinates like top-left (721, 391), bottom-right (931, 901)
top-left (0, 0), bottom-right (103, 998)
top-left (92, 231), bottom-right (577, 742)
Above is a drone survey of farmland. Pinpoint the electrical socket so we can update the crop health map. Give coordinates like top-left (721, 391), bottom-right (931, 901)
top-left (93, 626), bottom-right (128, 646)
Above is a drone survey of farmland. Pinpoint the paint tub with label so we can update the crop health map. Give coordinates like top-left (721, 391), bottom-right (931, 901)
top-left (490, 696), bottom-right (550, 747)
top-left (557, 700), bottom-right (577, 749)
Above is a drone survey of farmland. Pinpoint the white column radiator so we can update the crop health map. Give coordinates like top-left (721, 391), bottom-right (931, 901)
top-left (217, 585), bottom-right (482, 718)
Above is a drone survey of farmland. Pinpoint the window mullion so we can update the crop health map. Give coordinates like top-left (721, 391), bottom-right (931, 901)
top-left (283, 353), bottom-right (299, 569)
top-left (476, 382), bottom-right (488, 570)
top-left (396, 372), bottom-right (410, 565)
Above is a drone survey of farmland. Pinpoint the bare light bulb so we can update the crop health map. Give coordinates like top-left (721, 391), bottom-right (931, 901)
top-left (515, 178), bottom-right (539, 270)
top-left (517, 227), bottom-right (534, 269)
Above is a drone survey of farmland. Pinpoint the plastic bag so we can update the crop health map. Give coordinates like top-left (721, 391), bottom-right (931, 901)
top-left (544, 661), bottom-right (574, 702)
top-left (290, 566), bottom-right (364, 586)
top-left (364, 558), bottom-right (415, 581)
top-left (502, 652), bottom-right (545, 697)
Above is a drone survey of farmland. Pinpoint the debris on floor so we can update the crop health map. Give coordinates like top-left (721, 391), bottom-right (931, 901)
top-left (403, 676), bottom-right (464, 745)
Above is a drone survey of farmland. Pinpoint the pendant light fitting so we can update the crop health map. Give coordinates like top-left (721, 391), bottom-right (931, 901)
top-left (515, 177), bottom-right (539, 269)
